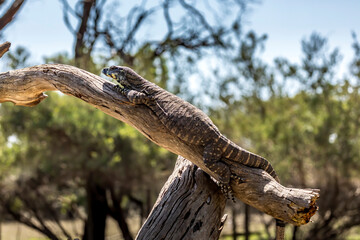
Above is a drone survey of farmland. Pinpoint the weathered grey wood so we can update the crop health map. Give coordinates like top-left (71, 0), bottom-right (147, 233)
top-left (136, 156), bottom-right (227, 240)
top-left (0, 64), bottom-right (320, 226)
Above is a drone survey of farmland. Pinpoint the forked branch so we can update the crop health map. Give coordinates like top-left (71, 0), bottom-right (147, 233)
top-left (0, 63), bottom-right (319, 226)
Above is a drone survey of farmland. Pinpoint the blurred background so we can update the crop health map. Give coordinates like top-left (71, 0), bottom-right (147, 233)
top-left (0, 0), bottom-right (360, 239)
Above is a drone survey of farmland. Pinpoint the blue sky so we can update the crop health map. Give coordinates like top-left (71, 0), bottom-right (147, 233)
top-left (1, 0), bottom-right (359, 76)
top-left (248, 0), bottom-right (360, 74)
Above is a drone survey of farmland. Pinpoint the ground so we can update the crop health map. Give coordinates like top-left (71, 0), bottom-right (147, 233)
top-left (1, 214), bottom-right (360, 240)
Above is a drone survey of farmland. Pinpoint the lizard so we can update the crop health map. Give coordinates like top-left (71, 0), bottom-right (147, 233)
top-left (102, 65), bottom-right (285, 240)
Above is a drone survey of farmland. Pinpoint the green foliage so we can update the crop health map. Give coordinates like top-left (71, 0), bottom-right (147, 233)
top-left (5, 46), bottom-right (30, 69)
top-left (0, 92), bottom-right (174, 228)
top-left (210, 32), bottom-right (360, 181)
top-left (1, 91), bottom-right (173, 177)
top-left (210, 32), bottom-right (360, 238)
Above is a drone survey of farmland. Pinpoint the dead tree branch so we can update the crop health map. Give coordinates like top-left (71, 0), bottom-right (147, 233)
top-left (0, 41), bottom-right (11, 58)
top-left (0, 0), bottom-right (26, 31)
top-left (0, 63), bottom-right (319, 228)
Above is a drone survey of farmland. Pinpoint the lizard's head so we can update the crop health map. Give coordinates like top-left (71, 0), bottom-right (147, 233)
top-left (102, 66), bottom-right (144, 88)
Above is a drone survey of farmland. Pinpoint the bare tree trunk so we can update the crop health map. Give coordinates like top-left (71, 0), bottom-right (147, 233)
top-left (145, 188), bottom-right (152, 218)
top-left (136, 156), bottom-right (227, 240)
top-left (128, 195), bottom-right (145, 227)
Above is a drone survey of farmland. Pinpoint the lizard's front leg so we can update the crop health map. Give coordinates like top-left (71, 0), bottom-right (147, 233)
top-left (114, 85), bottom-right (153, 104)
top-left (203, 144), bottom-right (244, 201)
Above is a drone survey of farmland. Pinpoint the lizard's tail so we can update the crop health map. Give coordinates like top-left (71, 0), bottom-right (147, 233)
top-left (221, 136), bottom-right (279, 182)
top-left (220, 137), bottom-right (284, 240)
top-left (276, 219), bottom-right (286, 240)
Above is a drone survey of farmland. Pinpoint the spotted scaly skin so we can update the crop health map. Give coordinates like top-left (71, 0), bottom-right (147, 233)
top-left (102, 66), bottom-right (280, 183)
top-left (102, 66), bottom-right (285, 240)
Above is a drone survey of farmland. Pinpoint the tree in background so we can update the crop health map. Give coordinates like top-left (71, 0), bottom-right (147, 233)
top-left (59, 0), bottom-right (250, 92)
top-left (0, 91), bottom-right (174, 239)
top-left (210, 32), bottom-right (360, 239)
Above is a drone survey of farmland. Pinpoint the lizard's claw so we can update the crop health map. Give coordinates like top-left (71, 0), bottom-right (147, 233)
top-left (231, 174), bottom-right (244, 184)
top-left (218, 175), bottom-right (245, 203)
top-left (114, 84), bottom-right (128, 95)
top-left (219, 182), bottom-right (235, 202)
top-left (114, 84), bottom-right (122, 92)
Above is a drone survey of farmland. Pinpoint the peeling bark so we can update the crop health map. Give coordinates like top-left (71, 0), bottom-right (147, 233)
top-left (136, 156), bottom-right (227, 240)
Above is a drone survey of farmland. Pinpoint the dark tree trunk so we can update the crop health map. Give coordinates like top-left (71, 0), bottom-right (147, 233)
top-left (110, 207), bottom-right (133, 240)
top-left (108, 188), bottom-right (133, 240)
top-left (145, 188), bottom-right (152, 218)
top-left (83, 174), bottom-right (107, 240)
top-left (232, 206), bottom-right (238, 240)
top-left (292, 226), bottom-right (298, 240)
top-left (244, 204), bottom-right (250, 240)
top-left (74, 0), bottom-right (95, 69)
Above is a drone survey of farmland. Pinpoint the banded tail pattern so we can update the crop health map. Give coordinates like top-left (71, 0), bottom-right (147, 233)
top-left (146, 88), bottom-right (280, 182)
top-left (218, 135), bottom-right (279, 182)
top-left (103, 65), bottom-right (279, 182)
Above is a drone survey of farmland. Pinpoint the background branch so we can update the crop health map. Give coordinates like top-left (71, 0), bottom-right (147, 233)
top-left (0, 0), bottom-right (26, 31)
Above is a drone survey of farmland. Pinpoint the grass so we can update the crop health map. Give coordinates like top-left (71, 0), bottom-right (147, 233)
top-left (0, 218), bottom-right (122, 240)
top-left (1, 215), bottom-right (360, 240)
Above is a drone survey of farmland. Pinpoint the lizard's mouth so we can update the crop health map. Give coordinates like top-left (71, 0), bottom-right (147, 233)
top-left (102, 68), bottom-right (126, 82)
top-left (102, 68), bottom-right (117, 80)
top-left (102, 67), bottom-right (130, 90)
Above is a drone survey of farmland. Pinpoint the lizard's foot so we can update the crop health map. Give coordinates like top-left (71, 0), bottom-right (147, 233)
top-left (219, 175), bottom-right (245, 202)
top-left (114, 84), bottom-right (125, 94)
top-left (218, 182), bottom-right (235, 202)
top-left (230, 174), bottom-right (244, 184)
top-left (202, 144), bottom-right (237, 201)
